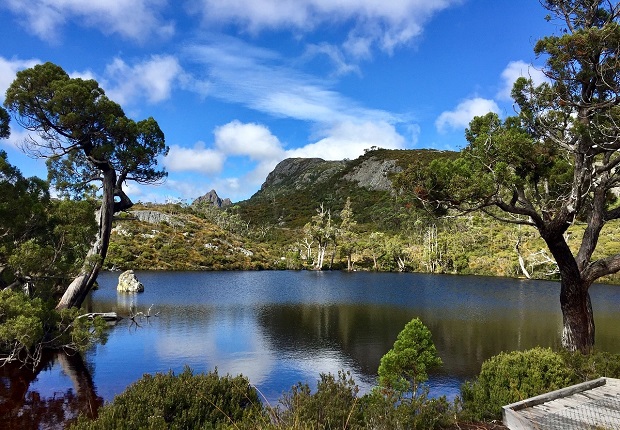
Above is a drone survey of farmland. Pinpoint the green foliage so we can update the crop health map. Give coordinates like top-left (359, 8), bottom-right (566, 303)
top-left (360, 388), bottom-right (454, 430)
top-left (0, 290), bottom-right (46, 352)
top-left (460, 347), bottom-right (574, 421)
top-left (0, 151), bottom-right (97, 292)
top-left (378, 318), bottom-right (442, 395)
top-left (274, 371), bottom-right (363, 429)
top-left (0, 289), bottom-right (107, 366)
top-left (71, 367), bottom-right (264, 430)
top-left (560, 349), bottom-right (620, 382)
top-left (0, 106), bottom-right (9, 138)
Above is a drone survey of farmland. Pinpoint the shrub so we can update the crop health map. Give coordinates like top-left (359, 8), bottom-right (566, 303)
top-left (273, 371), bottom-right (364, 429)
top-left (460, 347), bottom-right (574, 420)
top-left (360, 388), bottom-right (454, 430)
top-left (0, 290), bottom-right (106, 366)
top-left (366, 318), bottom-right (452, 430)
top-left (377, 318), bottom-right (442, 395)
top-left (71, 367), bottom-right (265, 430)
top-left (560, 349), bottom-right (620, 382)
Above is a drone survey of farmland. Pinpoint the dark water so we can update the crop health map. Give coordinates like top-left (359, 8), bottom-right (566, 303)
top-left (3, 271), bottom-right (620, 427)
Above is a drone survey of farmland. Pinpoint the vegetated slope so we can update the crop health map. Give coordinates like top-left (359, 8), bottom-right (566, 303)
top-left (236, 148), bottom-right (458, 230)
top-left (105, 148), bottom-right (620, 283)
top-left (105, 205), bottom-right (275, 271)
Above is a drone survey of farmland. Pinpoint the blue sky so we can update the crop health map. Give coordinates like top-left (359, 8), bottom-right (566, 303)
top-left (0, 0), bottom-right (553, 203)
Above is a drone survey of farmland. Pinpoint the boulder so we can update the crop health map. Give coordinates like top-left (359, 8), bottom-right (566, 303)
top-left (117, 270), bottom-right (144, 293)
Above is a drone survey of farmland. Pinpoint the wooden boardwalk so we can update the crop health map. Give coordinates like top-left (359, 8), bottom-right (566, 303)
top-left (503, 377), bottom-right (620, 429)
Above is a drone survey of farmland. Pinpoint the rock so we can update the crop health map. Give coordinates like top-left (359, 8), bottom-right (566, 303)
top-left (129, 210), bottom-right (184, 227)
top-left (117, 270), bottom-right (144, 293)
top-left (192, 189), bottom-right (232, 208)
top-left (342, 157), bottom-right (402, 191)
top-left (259, 158), bottom-right (347, 192)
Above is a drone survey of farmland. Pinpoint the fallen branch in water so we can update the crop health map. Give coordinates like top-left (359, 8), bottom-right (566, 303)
top-left (77, 312), bottom-right (122, 322)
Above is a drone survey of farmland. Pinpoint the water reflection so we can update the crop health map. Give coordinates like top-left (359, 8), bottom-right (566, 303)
top-left (0, 352), bottom-right (102, 429)
top-left (6, 271), bottom-right (620, 428)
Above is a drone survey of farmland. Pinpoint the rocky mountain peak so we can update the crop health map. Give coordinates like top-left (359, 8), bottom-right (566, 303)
top-left (192, 189), bottom-right (232, 208)
top-left (259, 158), bottom-right (347, 193)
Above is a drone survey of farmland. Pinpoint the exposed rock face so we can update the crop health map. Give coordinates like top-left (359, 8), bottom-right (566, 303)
top-left (343, 157), bottom-right (402, 191)
top-left (117, 270), bottom-right (144, 293)
top-left (260, 158), bottom-right (347, 192)
top-left (192, 189), bottom-right (232, 208)
top-left (130, 210), bottom-right (184, 226)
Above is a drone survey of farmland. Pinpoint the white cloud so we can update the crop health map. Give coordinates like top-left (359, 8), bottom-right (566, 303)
top-left (435, 98), bottom-right (500, 133)
top-left (185, 38), bottom-right (401, 124)
top-left (497, 61), bottom-right (548, 101)
top-left (2, 0), bottom-right (174, 43)
top-left (0, 55), bottom-right (182, 112)
top-left (288, 120), bottom-right (405, 160)
top-left (0, 57), bottom-right (41, 102)
top-left (102, 55), bottom-right (183, 106)
top-left (164, 142), bottom-right (226, 174)
top-left (214, 120), bottom-right (284, 161)
top-left (193, 0), bottom-right (461, 54)
top-left (1, 127), bottom-right (31, 150)
top-left (303, 43), bottom-right (361, 76)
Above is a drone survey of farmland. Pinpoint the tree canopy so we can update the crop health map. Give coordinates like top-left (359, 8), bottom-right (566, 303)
top-left (4, 62), bottom-right (169, 309)
top-left (401, 0), bottom-right (620, 352)
top-left (0, 107), bottom-right (9, 139)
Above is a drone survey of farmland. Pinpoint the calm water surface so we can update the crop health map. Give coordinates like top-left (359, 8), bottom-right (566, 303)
top-left (6, 271), bottom-right (620, 426)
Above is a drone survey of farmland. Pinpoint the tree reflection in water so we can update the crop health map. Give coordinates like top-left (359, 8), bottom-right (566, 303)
top-left (0, 352), bottom-right (102, 429)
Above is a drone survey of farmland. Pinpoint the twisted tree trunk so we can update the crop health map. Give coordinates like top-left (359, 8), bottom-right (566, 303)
top-left (56, 168), bottom-right (132, 310)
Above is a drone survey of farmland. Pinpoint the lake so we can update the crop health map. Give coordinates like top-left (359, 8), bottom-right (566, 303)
top-left (3, 270), bottom-right (620, 427)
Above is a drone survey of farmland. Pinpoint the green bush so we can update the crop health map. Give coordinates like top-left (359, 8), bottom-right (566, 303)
top-left (560, 349), bottom-right (620, 382)
top-left (0, 290), bottom-right (106, 365)
top-left (71, 367), bottom-right (265, 430)
top-left (460, 347), bottom-right (574, 420)
top-left (377, 318), bottom-right (442, 395)
top-left (273, 371), bottom-right (364, 429)
top-left (360, 388), bottom-right (454, 430)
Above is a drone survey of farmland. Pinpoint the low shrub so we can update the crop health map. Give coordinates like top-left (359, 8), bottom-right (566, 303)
top-left (560, 349), bottom-right (620, 382)
top-left (0, 289), bottom-right (107, 366)
top-left (71, 367), bottom-right (265, 430)
top-left (273, 371), bottom-right (364, 429)
top-left (360, 388), bottom-right (454, 430)
top-left (460, 347), bottom-right (574, 421)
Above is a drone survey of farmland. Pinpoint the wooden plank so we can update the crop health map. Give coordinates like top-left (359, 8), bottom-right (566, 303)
top-left (504, 377), bottom-right (607, 412)
top-left (503, 378), bottom-right (620, 429)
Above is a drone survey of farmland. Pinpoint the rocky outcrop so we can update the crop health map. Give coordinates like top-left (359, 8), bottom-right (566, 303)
top-left (260, 158), bottom-right (347, 192)
top-left (116, 270), bottom-right (144, 293)
top-left (130, 210), bottom-right (184, 227)
top-left (192, 189), bottom-right (232, 208)
top-left (343, 157), bottom-right (402, 191)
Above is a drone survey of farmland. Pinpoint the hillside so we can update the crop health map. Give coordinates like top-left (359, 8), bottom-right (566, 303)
top-left (237, 148), bottom-right (457, 229)
top-left (105, 148), bottom-right (620, 284)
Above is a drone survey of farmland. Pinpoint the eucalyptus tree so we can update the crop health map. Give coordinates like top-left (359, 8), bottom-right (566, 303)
top-left (303, 203), bottom-right (335, 270)
top-left (404, 1), bottom-right (620, 352)
top-left (4, 62), bottom-right (169, 309)
top-left (338, 197), bottom-right (358, 271)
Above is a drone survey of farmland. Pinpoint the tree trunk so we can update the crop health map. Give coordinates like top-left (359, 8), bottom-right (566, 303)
top-left (560, 277), bottom-right (595, 353)
top-left (315, 243), bottom-right (326, 270)
top-left (56, 169), bottom-right (116, 310)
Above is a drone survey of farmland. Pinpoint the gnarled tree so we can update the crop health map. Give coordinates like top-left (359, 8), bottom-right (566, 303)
top-left (4, 62), bottom-right (168, 310)
top-left (402, 1), bottom-right (620, 353)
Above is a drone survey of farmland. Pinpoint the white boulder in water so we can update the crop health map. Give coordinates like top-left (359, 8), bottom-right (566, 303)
top-left (116, 270), bottom-right (144, 293)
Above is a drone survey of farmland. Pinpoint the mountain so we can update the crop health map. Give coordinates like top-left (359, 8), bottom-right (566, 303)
top-left (192, 189), bottom-right (232, 208)
top-left (237, 148), bottom-right (457, 229)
